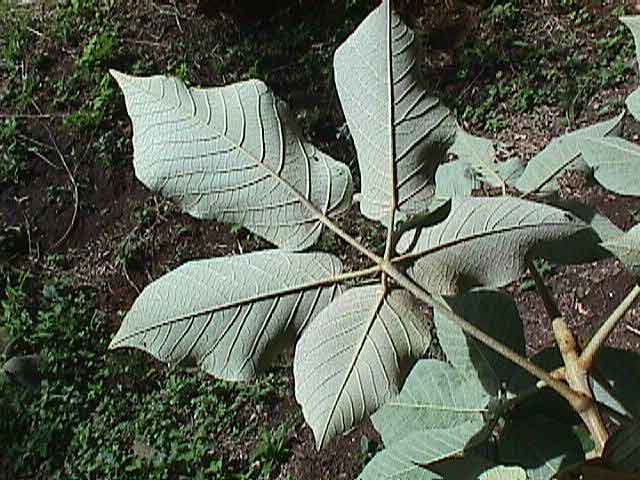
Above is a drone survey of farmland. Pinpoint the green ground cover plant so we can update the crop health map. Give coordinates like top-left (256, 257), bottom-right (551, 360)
top-left (95, 0), bottom-right (640, 478)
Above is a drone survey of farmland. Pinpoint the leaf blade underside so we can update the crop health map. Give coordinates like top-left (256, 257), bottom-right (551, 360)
top-left (358, 420), bottom-right (486, 480)
top-left (333, 2), bottom-right (456, 224)
top-left (397, 197), bottom-right (587, 295)
top-left (448, 126), bottom-right (524, 190)
top-left (111, 71), bottom-right (352, 251)
top-left (372, 359), bottom-right (490, 445)
top-left (294, 285), bottom-right (432, 449)
top-left (110, 250), bottom-right (343, 381)
top-left (621, 15), bottom-right (640, 121)
top-left (515, 113), bottom-right (624, 196)
top-left (433, 290), bottom-right (526, 396)
top-left (602, 224), bottom-right (640, 275)
top-left (581, 137), bottom-right (640, 196)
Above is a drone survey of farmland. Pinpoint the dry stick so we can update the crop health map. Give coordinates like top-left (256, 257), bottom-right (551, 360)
top-left (122, 263), bottom-right (142, 295)
top-left (0, 113), bottom-right (59, 119)
top-left (526, 257), bottom-right (561, 320)
top-left (24, 142), bottom-right (63, 170)
top-left (46, 126), bottom-right (79, 249)
top-left (579, 284), bottom-right (640, 371)
top-left (22, 213), bottom-right (33, 259)
top-left (627, 324), bottom-right (640, 336)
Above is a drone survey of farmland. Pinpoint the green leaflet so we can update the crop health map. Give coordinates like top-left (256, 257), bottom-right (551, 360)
top-left (448, 126), bottom-right (524, 190)
top-left (397, 197), bottom-right (587, 295)
top-left (498, 415), bottom-right (584, 480)
top-left (357, 420), bottom-right (486, 480)
top-left (535, 199), bottom-right (622, 265)
top-left (433, 290), bottom-right (526, 396)
top-left (581, 137), bottom-right (640, 196)
top-left (294, 285), bottom-right (431, 449)
top-left (434, 160), bottom-right (479, 199)
top-left (621, 16), bottom-right (640, 121)
top-left (111, 71), bottom-right (352, 251)
top-left (357, 425), bottom-right (483, 480)
top-left (515, 113), bottom-right (624, 196)
top-left (333, 2), bottom-right (456, 224)
top-left (479, 466), bottom-right (528, 480)
top-left (110, 250), bottom-right (343, 381)
top-left (603, 421), bottom-right (640, 474)
top-left (602, 224), bottom-right (640, 275)
top-left (372, 359), bottom-right (490, 445)
top-left (627, 87), bottom-right (640, 121)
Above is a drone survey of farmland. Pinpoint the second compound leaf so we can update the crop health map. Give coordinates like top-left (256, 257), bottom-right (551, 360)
top-left (372, 359), bottom-right (490, 445)
top-left (602, 223), bottom-right (640, 275)
top-left (515, 113), bottom-right (623, 196)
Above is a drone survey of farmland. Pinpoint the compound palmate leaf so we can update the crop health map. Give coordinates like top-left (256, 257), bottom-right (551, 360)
top-left (372, 359), bottom-right (490, 445)
top-left (515, 113), bottom-right (623, 196)
top-left (294, 285), bottom-right (431, 449)
top-left (622, 16), bottom-right (640, 121)
top-left (602, 224), bottom-right (640, 275)
top-left (358, 420), bottom-right (485, 480)
top-left (110, 250), bottom-right (343, 381)
top-left (434, 290), bottom-right (526, 395)
top-left (581, 137), bottom-right (640, 196)
top-left (111, 71), bottom-right (352, 251)
top-left (397, 197), bottom-right (587, 295)
top-left (334, 1), bottom-right (456, 224)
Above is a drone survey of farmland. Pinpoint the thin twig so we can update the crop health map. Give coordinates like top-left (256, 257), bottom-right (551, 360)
top-left (122, 264), bottom-right (141, 294)
top-left (21, 141), bottom-right (62, 170)
top-left (25, 26), bottom-right (44, 38)
top-left (17, 133), bottom-right (56, 151)
top-left (42, 122), bottom-right (79, 249)
top-left (124, 38), bottom-right (168, 48)
top-left (22, 213), bottom-right (33, 259)
top-left (626, 324), bottom-right (640, 337)
top-left (579, 284), bottom-right (640, 371)
top-left (526, 257), bottom-right (561, 320)
top-left (0, 113), bottom-right (59, 119)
